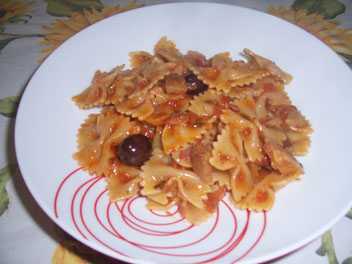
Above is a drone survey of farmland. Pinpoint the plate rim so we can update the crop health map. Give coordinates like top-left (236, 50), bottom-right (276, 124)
top-left (14, 2), bottom-right (352, 264)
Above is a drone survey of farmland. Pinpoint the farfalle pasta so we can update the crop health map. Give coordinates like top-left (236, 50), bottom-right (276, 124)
top-left (72, 37), bottom-right (313, 224)
top-left (185, 51), bottom-right (271, 93)
top-left (162, 113), bottom-right (212, 154)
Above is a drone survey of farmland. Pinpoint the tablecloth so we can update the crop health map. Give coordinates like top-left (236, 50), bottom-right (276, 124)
top-left (0, 0), bottom-right (351, 263)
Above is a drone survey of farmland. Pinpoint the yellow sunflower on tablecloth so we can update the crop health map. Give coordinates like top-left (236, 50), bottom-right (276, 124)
top-left (268, 6), bottom-right (352, 61)
top-left (0, 0), bottom-right (32, 26)
top-left (39, 3), bottom-right (141, 61)
top-left (52, 243), bottom-right (88, 264)
top-left (52, 239), bottom-right (121, 264)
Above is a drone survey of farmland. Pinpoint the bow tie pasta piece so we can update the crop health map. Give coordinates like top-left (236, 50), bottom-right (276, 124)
top-left (211, 52), bottom-right (233, 68)
top-left (236, 179), bottom-right (276, 211)
top-left (115, 95), bottom-right (154, 121)
top-left (284, 106), bottom-right (313, 135)
top-left (142, 131), bottom-right (212, 210)
top-left (212, 170), bottom-right (231, 189)
top-left (170, 126), bottom-right (217, 182)
top-left (144, 96), bottom-right (191, 126)
top-left (179, 200), bottom-right (212, 225)
top-left (74, 107), bottom-right (142, 178)
top-left (204, 186), bottom-right (227, 213)
top-left (236, 172), bottom-right (298, 211)
top-left (154, 37), bottom-right (184, 63)
top-left (230, 161), bottom-right (254, 202)
top-left (171, 146), bottom-right (192, 168)
top-left (129, 51), bottom-right (154, 68)
top-left (111, 58), bottom-right (175, 105)
top-left (140, 154), bottom-right (173, 196)
top-left (137, 56), bottom-right (176, 91)
top-left (256, 91), bottom-right (290, 128)
top-left (189, 139), bottom-right (214, 184)
top-left (72, 65), bottom-right (124, 109)
top-left (221, 110), bottom-right (263, 163)
top-left (146, 192), bottom-right (169, 206)
top-left (178, 186), bottom-right (225, 225)
top-left (74, 114), bottom-right (101, 173)
top-left (228, 84), bottom-right (260, 99)
top-left (140, 134), bottom-right (170, 194)
top-left (141, 156), bottom-right (207, 198)
top-left (253, 75), bottom-right (285, 93)
top-left (106, 68), bottom-right (157, 105)
top-left (248, 162), bottom-right (270, 185)
top-left (107, 164), bottom-right (141, 201)
top-left (146, 193), bottom-right (177, 211)
top-left (243, 49), bottom-right (292, 84)
top-left (188, 89), bottom-right (222, 117)
top-left (185, 52), bottom-right (227, 92)
top-left (74, 56), bottom-right (175, 110)
top-left (285, 131), bottom-right (311, 156)
top-left (209, 125), bottom-right (242, 171)
top-left (227, 60), bottom-right (270, 88)
top-left (256, 89), bottom-right (313, 157)
top-left (233, 95), bottom-right (257, 120)
top-left (263, 142), bottom-right (303, 178)
top-left (162, 113), bottom-right (212, 154)
top-left (148, 194), bottom-right (178, 211)
top-left (184, 50), bottom-right (210, 68)
top-left (115, 81), bottom-right (191, 125)
top-left (141, 158), bottom-right (211, 216)
top-left (164, 73), bottom-right (188, 94)
top-left (189, 89), bottom-right (242, 120)
top-left (260, 125), bottom-right (311, 156)
top-left (260, 125), bottom-right (288, 147)
top-left (169, 124), bottom-right (217, 181)
top-left (256, 90), bottom-right (312, 132)
top-left (176, 174), bottom-right (211, 209)
top-left (228, 75), bottom-right (285, 105)
top-left (185, 51), bottom-right (271, 93)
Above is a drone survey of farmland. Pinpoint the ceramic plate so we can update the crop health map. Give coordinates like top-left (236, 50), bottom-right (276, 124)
top-left (15, 3), bottom-right (352, 264)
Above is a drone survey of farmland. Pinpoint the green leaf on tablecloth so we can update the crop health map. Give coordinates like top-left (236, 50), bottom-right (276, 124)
top-left (8, 14), bottom-right (32, 24)
top-left (292, 0), bottom-right (317, 11)
top-left (346, 208), bottom-right (352, 220)
top-left (0, 187), bottom-right (9, 216)
top-left (45, 0), bottom-right (75, 17)
top-left (0, 165), bottom-right (13, 216)
top-left (0, 96), bottom-right (19, 117)
top-left (65, 0), bottom-right (103, 10)
top-left (0, 37), bottom-right (18, 52)
top-left (343, 257), bottom-right (352, 264)
top-left (292, 0), bottom-right (346, 19)
top-left (45, 0), bottom-right (103, 17)
top-left (316, 231), bottom-right (339, 264)
top-left (317, 0), bottom-right (346, 18)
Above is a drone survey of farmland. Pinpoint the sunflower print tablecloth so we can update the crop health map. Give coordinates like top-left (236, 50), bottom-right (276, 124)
top-left (0, 0), bottom-right (351, 263)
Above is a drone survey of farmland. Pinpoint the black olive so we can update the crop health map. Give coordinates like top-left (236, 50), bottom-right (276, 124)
top-left (185, 73), bottom-right (208, 95)
top-left (117, 134), bottom-right (152, 166)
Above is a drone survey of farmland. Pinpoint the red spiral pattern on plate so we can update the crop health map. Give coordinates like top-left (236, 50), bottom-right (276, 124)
top-left (53, 168), bottom-right (267, 263)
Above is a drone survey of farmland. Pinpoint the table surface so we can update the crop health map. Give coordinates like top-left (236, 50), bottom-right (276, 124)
top-left (1, 0), bottom-right (352, 263)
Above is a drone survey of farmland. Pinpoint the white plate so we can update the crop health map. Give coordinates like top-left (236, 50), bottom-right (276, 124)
top-left (15, 3), bottom-right (352, 264)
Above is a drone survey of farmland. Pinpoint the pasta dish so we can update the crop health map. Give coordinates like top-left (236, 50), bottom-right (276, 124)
top-left (72, 37), bottom-right (312, 224)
